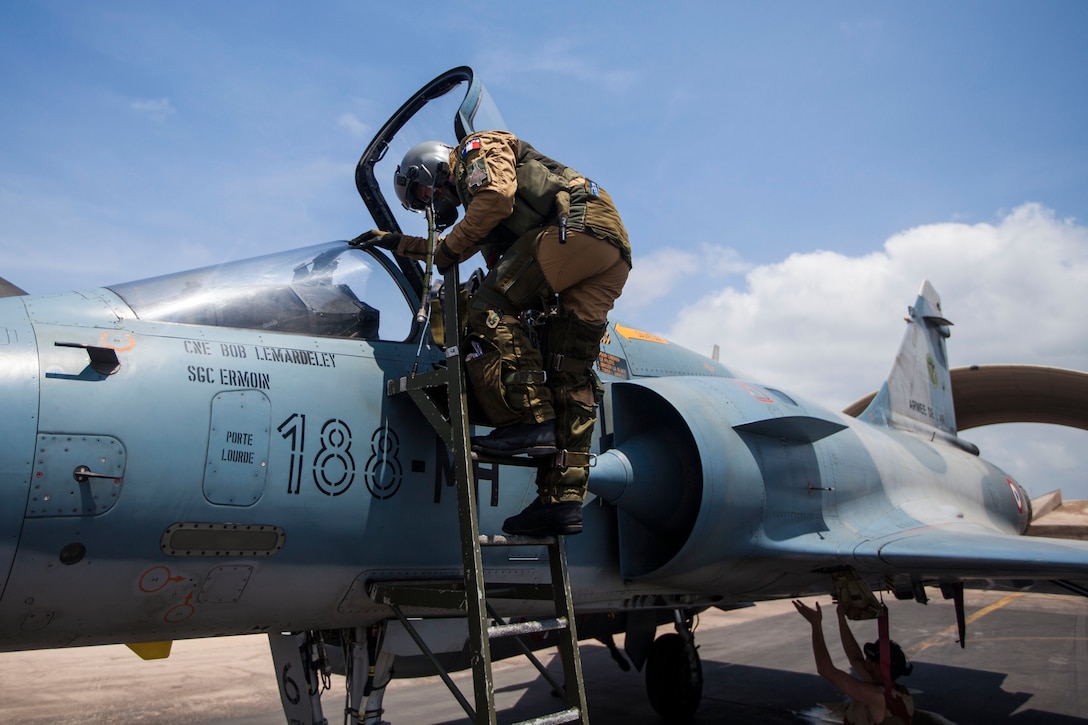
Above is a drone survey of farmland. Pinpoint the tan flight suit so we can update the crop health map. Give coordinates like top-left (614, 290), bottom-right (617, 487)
top-left (401, 130), bottom-right (631, 503)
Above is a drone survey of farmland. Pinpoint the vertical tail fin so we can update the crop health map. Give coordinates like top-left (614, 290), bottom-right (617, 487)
top-left (860, 280), bottom-right (959, 438)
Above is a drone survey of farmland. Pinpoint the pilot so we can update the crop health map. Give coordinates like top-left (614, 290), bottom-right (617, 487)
top-left (793, 600), bottom-right (915, 725)
top-left (354, 130), bottom-right (630, 537)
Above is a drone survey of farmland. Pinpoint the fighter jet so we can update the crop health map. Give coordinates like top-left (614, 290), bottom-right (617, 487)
top-left (1, 67), bottom-right (1087, 724)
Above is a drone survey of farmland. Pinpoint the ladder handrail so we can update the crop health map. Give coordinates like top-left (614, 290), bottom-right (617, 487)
top-left (383, 264), bottom-right (588, 725)
top-left (441, 264), bottom-right (498, 724)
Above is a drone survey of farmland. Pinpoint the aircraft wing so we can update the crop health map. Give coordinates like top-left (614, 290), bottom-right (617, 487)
top-left (761, 523), bottom-right (1088, 583)
top-left (0, 277), bottom-right (27, 297)
top-left (852, 525), bottom-right (1088, 580)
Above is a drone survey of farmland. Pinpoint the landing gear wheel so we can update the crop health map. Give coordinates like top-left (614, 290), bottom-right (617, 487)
top-left (646, 632), bottom-right (702, 721)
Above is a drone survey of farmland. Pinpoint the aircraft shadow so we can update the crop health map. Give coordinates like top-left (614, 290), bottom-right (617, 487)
top-left (421, 644), bottom-right (1082, 724)
top-left (704, 657), bottom-right (1082, 725)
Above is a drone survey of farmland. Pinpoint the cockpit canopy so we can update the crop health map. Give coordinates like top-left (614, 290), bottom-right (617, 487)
top-left (110, 242), bottom-right (414, 341)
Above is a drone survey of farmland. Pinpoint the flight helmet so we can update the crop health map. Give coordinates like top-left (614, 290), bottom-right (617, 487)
top-left (393, 141), bottom-right (459, 228)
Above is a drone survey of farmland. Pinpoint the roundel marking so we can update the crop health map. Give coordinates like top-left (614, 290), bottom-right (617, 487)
top-left (1007, 478), bottom-right (1024, 514)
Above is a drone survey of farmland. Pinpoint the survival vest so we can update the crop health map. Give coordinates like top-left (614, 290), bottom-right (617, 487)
top-left (453, 132), bottom-right (632, 266)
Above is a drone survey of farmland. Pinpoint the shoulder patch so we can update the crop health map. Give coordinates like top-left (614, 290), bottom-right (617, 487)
top-left (461, 138), bottom-right (483, 158)
top-left (466, 157), bottom-right (490, 190)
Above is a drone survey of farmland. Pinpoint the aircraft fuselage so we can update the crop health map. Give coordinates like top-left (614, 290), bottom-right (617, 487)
top-left (0, 269), bottom-right (1034, 653)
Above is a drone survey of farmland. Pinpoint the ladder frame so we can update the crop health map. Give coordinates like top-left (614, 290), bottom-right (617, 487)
top-left (382, 264), bottom-right (588, 725)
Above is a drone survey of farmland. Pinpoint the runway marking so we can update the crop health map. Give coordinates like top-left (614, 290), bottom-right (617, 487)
top-left (909, 592), bottom-right (1025, 656)
top-left (955, 636), bottom-right (1088, 643)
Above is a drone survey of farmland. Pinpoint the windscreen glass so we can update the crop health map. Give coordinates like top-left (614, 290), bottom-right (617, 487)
top-left (109, 243), bottom-right (414, 341)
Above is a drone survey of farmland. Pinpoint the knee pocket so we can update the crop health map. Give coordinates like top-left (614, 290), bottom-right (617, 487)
top-left (557, 394), bottom-right (597, 452)
top-left (464, 334), bottom-right (522, 427)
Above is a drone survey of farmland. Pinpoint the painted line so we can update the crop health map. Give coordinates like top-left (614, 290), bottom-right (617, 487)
top-left (960, 636), bottom-right (1088, 643)
top-left (909, 592), bottom-right (1026, 657)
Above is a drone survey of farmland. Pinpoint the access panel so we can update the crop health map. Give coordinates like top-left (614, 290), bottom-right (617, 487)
top-left (28, 434), bottom-right (127, 517)
top-left (203, 390), bottom-right (271, 506)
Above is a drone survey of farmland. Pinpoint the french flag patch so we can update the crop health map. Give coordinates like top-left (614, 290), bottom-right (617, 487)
top-left (461, 138), bottom-right (483, 157)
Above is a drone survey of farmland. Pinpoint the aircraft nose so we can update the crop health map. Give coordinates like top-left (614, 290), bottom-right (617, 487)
top-left (0, 297), bottom-right (41, 600)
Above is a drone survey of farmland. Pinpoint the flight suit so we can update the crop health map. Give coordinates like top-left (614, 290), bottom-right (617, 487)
top-left (401, 130), bottom-right (631, 504)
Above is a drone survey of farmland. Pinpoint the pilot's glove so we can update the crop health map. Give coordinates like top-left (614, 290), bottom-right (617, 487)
top-left (435, 240), bottom-right (461, 273)
top-left (349, 229), bottom-right (401, 250)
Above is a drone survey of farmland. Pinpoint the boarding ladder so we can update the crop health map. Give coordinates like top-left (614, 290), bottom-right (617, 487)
top-left (376, 262), bottom-right (589, 725)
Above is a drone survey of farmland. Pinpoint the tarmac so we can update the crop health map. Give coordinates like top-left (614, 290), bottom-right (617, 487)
top-left (0, 586), bottom-right (1085, 724)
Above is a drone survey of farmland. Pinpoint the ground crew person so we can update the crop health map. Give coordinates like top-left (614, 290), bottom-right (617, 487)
top-left (353, 130), bottom-right (630, 537)
top-left (793, 600), bottom-right (914, 725)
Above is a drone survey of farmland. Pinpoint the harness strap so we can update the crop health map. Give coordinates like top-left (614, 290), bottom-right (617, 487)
top-left (502, 370), bottom-right (548, 386)
top-left (547, 352), bottom-right (595, 375)
top-left (474, 285), bottom-right (511, 313)
top-left (553, 450), bottom-right (595, 468)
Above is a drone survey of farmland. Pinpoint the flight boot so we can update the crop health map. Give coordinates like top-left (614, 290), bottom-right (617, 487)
top-left (471, 420), bottom-right (557, 457)
top-left (501, 498), bottom-right (583, 537)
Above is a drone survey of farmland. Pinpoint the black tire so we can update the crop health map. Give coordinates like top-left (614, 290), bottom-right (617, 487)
top-left (645, 632), bottom-right (703, 721)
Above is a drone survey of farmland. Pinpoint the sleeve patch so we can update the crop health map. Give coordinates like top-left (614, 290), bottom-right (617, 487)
top-left (466, 157), bottom-right (490, 190)
top-left (461, 138), bottom-right (483, 158)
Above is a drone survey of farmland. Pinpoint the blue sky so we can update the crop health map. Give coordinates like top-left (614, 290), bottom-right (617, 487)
top-left (2, 1), bottom-right (1087, 497)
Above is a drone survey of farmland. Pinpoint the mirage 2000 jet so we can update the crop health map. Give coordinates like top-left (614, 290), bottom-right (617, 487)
top-left (1, 67), bottom-right (1087, 724)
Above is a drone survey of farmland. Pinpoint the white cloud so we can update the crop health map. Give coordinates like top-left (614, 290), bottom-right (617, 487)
top-left (337, 112), bottom-right (370, 139)
top-left (621, 244), bottom-right (750, 312)
top-left (661, 203), bottom-right (1088, 497)
top-left (130, 97), bottom-right (176, 120)
top-left (667, 203), bottom-right (1088, 402)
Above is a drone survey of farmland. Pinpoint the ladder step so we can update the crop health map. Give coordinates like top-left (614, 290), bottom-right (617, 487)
top-left (387, 369), bottom-right (449, 395)
top-left (486, 583), bottom-right (556, 601)
top-left (487, 617), bottom-right (568, 640)
top-left (480, 533), bottom-right (558, 547)
top-left (510, 707), bottom-right (582, 725)
top-left (471, 450), bottom-right (545, 468)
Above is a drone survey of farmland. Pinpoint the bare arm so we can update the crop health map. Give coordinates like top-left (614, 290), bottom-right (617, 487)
top-left (793, 601), bottom-right (832, 674)
top-left (836, 603), bottom-right (872, 681)
top-left (794, 601), bottom-right (887, 723)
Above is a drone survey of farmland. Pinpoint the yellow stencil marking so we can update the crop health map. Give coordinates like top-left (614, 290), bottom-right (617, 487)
top-left (614, 324), bottom-right (669, 345)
